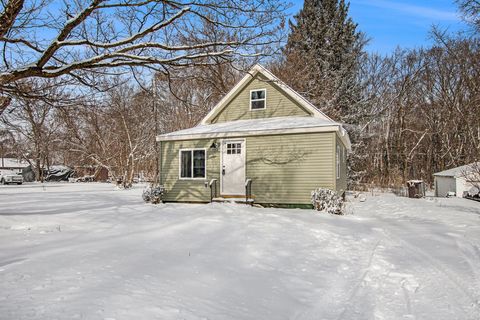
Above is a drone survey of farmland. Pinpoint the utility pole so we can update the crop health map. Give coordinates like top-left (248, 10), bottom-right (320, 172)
top-left (152, 74), bottom-right (160, 186)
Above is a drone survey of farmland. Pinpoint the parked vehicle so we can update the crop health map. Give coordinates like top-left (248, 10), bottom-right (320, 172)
top-left (0, 169), bottom-right (24, 185)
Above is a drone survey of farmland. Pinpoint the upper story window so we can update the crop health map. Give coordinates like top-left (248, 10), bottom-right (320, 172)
top-left (250, 89), bottom-right (266, 110)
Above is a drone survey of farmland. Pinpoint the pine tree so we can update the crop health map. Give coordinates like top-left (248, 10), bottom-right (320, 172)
top-left (279, 0), bottom-right (367, 187)
top-left (283, 0), bottom-right (365, 123)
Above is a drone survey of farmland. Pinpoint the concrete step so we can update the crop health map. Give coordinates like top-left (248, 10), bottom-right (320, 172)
top-left (212, 197), bottom-right (255, 204)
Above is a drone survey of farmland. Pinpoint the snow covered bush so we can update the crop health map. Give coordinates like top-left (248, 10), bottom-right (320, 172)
top-left (142, 186), bottom-right (165, 204)
top-left (311, 188), bottom-right (345, 215)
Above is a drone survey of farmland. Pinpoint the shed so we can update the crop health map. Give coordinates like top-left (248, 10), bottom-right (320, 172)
top-left (434, 163), bottom-right (480, 198)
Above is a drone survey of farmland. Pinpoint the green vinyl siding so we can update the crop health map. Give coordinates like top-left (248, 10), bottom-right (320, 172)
top-left (245, 132), bottom-right (336, 205)
top-left (159, 132), bottom-right (337, 205)
top-left (160, 139), bottom-right (220, 202)
top-left (210, 74), bottom-right (311, 124)
top-left (335, 134), bottom-right (347, 194)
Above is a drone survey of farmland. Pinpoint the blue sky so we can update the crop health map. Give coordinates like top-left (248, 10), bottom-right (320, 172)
top-left (290, 0), bottom-right (468, 54)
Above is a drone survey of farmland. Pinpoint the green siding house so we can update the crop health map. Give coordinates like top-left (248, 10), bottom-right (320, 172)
top-left (157, 64), bottom-right (350, 207)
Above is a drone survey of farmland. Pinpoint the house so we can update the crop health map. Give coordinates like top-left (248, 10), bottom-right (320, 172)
top-left (156, 64), bottom-right (351, 207)
top-left (0, 157), bottom-right (30, 174)
top-left (0, 157), bottom-right (35, 181)
top-left (434, 163), bottom-right (480, 198)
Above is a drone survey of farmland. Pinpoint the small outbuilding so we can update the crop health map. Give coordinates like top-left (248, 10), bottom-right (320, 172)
top-left (434, 163), bottom-right (480, 198)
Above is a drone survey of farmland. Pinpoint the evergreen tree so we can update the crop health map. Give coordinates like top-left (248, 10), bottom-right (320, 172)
top-left (283, 0), bottom-right (365, 123)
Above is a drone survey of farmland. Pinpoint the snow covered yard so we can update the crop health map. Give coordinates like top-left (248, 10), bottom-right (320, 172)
top-left (0, 184), bottom-right (479, 320)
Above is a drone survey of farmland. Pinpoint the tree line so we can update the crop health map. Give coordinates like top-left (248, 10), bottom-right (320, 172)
top-left (274, 0), bottom-right (479, 187)
top-left (1, 0), bottom-right (479, 188)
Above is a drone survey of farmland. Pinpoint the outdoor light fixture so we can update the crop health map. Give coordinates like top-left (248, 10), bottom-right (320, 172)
top-left (209, 142), bottom-right (219, 150)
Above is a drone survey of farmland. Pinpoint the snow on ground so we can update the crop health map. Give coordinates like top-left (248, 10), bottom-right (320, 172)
top-left (0, 183), bottom-right (479, 320)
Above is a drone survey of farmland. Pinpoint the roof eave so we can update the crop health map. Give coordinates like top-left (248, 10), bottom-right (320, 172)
top-left (157, 125), bottom-right (344, 142)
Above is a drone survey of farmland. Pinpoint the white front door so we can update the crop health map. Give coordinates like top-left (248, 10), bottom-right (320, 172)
top-left (221, 140), bottom-right (246, 195)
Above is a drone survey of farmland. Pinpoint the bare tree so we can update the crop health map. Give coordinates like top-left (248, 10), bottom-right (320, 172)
top-left (456, 0), bottom-right (480, 32)
top-left (460, 162), bottom-right (480, 194)
top-left (0, 0), bottom-right (288, 113)
top-left (0, 80), bottom-right (63, 181)
top-left (352, 33), bottom-right (480, 188)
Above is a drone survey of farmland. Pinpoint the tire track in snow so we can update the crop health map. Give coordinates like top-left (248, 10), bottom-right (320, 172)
top-left (373, 198), bottom-right (480, 313)
top-left (377, 225), bottom-right (480, 319)
top-left (374, 200), bottom-right (480, 319)
top-left (335, 239), bottom-right (383, 320)
top-left (400, 278), bottom-right (413, 317)
top-left (452, 236), bottom-right (480, 301)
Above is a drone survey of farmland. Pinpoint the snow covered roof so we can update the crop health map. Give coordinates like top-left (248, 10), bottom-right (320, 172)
top-left (0, 158), bottom-right (31, 168)
top-left (157, 116), bottom-right (351, 149)
top-left (434, 162), bottom-right (479, 178)
top-left (200, 64), bottom-right (334, 125)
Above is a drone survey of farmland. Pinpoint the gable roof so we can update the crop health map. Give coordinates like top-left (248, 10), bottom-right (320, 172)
top-left (434, 162), bottom-right (480, 178)
top-left (0, 158), bottom-right (31, 168)
top-left (200, 64), bottom-right (335, 125)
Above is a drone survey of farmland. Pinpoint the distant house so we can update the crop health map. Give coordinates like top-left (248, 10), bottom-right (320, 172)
top-left (0, 158), bottom-right (30, 174)
top-left (434, 163), bottom-right (480, 197)
top-left (0, 158), bottom-right (36, 181)
top-left (156, 64), bottom-right (351, 207)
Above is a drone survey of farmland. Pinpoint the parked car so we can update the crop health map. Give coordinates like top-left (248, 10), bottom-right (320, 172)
top-left (0, 169), bottom-right (24, 185)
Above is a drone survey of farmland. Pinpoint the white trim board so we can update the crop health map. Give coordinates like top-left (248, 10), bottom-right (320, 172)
top-left (199, 64), bottom-right (334, 125)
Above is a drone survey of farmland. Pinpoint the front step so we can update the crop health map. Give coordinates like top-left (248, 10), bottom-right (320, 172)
top-left (212, 197), bottom-right (255, 204)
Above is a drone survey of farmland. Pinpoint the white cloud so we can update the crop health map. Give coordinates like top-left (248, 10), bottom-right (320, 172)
top-left (354, 0), bottom-right (460, 21)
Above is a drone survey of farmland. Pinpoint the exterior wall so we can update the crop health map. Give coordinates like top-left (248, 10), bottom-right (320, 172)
top-left (160, 139), bottom-right (220, 202)
top-left (245, 132), bottom-right (336, 205)
top-left (210, 74), bottom-right (311, 124)
top-left (0, 167), bottom-right (23, 174)
top-left (335, 135), bottom-right (348, 194)
top-left (434, 176), bottom-right (456, 197)
top-left (455, 177), bottom-right (474, 198)
top-left (159, 132), bottom-right (338, 205)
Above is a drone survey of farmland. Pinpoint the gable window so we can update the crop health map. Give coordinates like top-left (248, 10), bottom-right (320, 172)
top-left (180, 149), bottom-right (206, 179)
top-left (250, 89), bottom-right (266, 110)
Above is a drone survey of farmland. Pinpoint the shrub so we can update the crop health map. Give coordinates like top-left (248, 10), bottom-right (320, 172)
top-left (142, 186), bottom-right (165, 204)
top-left (311, 188), bottom-right (345, 215)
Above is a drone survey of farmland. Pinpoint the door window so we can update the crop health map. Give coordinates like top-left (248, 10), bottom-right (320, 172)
top-left (226, 143), bottom-right (242, 154)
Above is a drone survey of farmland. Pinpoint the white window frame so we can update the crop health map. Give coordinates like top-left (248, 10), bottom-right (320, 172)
top-left (249, 89), bottom-right (266, 111)
top-left (336, 145), bottom-right (340, 179)
top-left (178, 148), bottom-right (207, 180)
